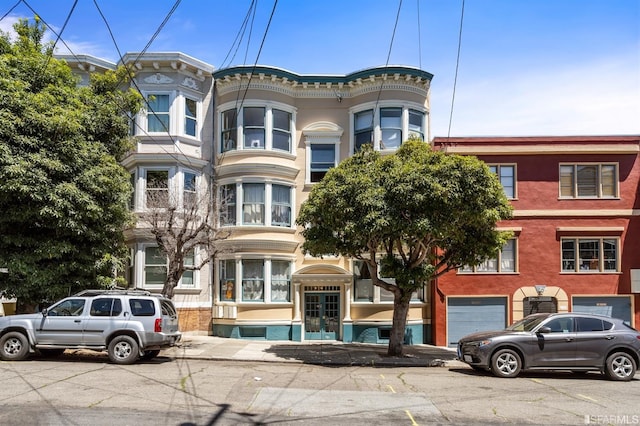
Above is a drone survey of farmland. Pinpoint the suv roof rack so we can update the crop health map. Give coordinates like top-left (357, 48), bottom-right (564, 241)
top-left (73, 288), bottom-right (152, 297)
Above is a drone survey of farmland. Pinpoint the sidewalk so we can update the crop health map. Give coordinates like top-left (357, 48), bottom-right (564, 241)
top-left (162, 333), bottom-right (466, 368)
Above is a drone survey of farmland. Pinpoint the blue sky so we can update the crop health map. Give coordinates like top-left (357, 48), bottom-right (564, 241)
top-left (2, 0), bottom-right (638, 138)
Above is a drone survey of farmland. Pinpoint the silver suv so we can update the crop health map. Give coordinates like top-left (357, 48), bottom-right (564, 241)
top-left (0, 289), bottom-right (181, 364)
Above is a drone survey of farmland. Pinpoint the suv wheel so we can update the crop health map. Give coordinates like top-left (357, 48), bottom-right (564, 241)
top-left (490, 348), bottom-right (522, 378)
top-left (0, 331), bottom-right (29, 361)
top-left (108, 335), bottom-right (140, 365)
top-left (604, 352), bottom-right (636, 381)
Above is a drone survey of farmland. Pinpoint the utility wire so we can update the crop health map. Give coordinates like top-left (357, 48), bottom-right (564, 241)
top-left (42, 0), bottom-right (77, 70)
top-left (218, 0), bottom-right (256, 69)
top-left (446, 0), bottom-right (465, 139)
top-left (93, 0), bottom-right (196, 170)
top-left (0, 0), bottom-right (22, 23)
top-left (369, 0), bottom-right (403, 143)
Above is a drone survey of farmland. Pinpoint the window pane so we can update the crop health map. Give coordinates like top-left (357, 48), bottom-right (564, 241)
top-left (222, 110), bottom-right (237, 152)
top-left (147, 94), bottom-right (169, 132)
top-left (145, 247), bottom-right (166, 285)
top-left (272, 185), bottom-right (291, 227)
top-left (271, 260), bottom-right (291, 302)
top-left (146, 170), bottom-right (169, 206)
top-left (310, 144), bottom-right (335, 182)
top-left (578, 239), bottom-right (599, 271)
top-left (273, 130), bottom-right (291, 151)
top-left (220, 259), bottom-right (236, 301)
top-left (184, 172), bottom-right (197, 207)
top-left (576, 165), bottom-right (597, 197)
top-left (562, 239), bottom-right (576, 271)
top-left (272, 109), bottom-right (291, 151)
top-left (601, 165), bottom-right (616, 197)
top-left (499, 166), bottom-right (515, 199)
top-left (185, 98), bottom-right (197, 137)
top-left (244, 129), bottom-right (265, 148)
top-left (560, 165), bottom-right (574, 197)
top-left (242, 260), bottom-right (264, 301)
top-left (603, 239), bottom-right (617, 271)
top-left (244, 107), bottom-right (264, 126)
top-left (355, 110), bottom-right (373, 131)
top-left (408, 109), bottom-right (424, 139)
top-left (243, 183), bottom-right (265, 225)
top-left (501, 239), bottom-right (515, 272)
top-left (273, 109), bottom-right (290, 131)
top-left (220, 184), bottom-right (236, 226)
top-left (380, 108), bottom-right (402, 149)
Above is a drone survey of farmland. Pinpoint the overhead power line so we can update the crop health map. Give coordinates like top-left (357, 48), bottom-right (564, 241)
top-left (446, 0), bottom-right (465, 139)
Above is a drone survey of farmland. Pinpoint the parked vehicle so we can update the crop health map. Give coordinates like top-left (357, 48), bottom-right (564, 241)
top-left (0, 289), bottom-right (181, 364)
top-left (457, 312), bottom-right (640, 381)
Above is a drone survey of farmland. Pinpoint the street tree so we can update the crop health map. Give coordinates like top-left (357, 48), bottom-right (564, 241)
top-left (296, 139), bottom-right (513, 356)
top-left (139, 175), bottom-right (232, 299)
top-left (0, 19), bottom-right (142, 311)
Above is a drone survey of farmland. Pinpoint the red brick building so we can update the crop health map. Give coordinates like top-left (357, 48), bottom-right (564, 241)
top-left (431, 136), bottom-right (640, 347)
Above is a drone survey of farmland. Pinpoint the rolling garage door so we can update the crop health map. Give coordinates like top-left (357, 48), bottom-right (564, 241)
top-left (447, 297), bottom-right (507, 347)
top-left (573, 296), bottom-right (632, 325)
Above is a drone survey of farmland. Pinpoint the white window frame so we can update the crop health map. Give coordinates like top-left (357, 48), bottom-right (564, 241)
top-left (183, 95), bottom-right (199, 138)
top-left (143, 92), bottom-right (174, 134)
top-left (141, 244), bottom-right (200, 289)
top-left (307, 142), bottom-right (338, 184)
top-left (559, 163), bottom-right (619, 199)
top-left (459, 239), bottom-right (518, 274)
top-left (219, 180), bottom-right (296, 228)
top-left (349, 101), bottom-right (427, 154)
top-left (219, 258), bottom-right (293, 304)
top-left (561, 237), bottom-right (619, 273)
top-left (217, 100), bottom-right (297, 154)
top-left (352, 259), bottom-right (424, 304)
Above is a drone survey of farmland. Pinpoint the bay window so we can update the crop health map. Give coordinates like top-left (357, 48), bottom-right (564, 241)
top-left (221, 259), bottom-right (292, 303)
top-left (221, 182), bottom-right (294, 227)
top-left (220, 102), bottom-right (295, 153)
top-left (351, 103), bottom-right (426, 153)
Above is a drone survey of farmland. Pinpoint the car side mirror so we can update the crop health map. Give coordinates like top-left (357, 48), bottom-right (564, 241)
top-left (537, 326), bottom-right (551, 334)
top-left (41, 308), bottom-right (48, 317)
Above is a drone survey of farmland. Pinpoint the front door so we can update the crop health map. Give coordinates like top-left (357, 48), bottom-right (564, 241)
top-left (304, 293), bottom-right (340, 340)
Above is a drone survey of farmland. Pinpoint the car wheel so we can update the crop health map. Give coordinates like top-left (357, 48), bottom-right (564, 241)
top-left (141, 350), bottom-right (160, 360)
top-left (39, 349), bottom-right (66, 357)
top-left (604, 352), bottom-right (636, 381)
top-left (0, 332), bottom-right (30, 361)
top-left (490, 348), bottom-right (522, 378)
top-left (108, 335), bottom-right (140, 365)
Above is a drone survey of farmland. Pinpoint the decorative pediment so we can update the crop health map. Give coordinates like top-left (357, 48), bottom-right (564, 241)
top-left (182, 77), bottom-right (199, 90)
top-left (143, 73), bottom-right (174, 84)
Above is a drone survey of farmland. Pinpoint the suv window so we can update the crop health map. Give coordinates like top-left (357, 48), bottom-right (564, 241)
top-left (130, 299), bottom-right (156, 316)
top-left (49, 299), bottom-right (86, 316)
top-left (90, 298), bottom-right (123, 317)
top-left (576, 317), bottom-right (608, 332)
top-left (545, 317), bottom-right (574, 333)
top-left (161, 299), bottom-right (177, 317)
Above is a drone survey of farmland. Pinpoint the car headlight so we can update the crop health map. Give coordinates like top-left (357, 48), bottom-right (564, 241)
top-left (471, 339), bottom-right (491, 347)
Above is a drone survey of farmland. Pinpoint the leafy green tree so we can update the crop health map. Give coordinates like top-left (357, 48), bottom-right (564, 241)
top-left (296, 138), bottom-right (513, 356)
top-left (0, 19), bottom-right (142, 312)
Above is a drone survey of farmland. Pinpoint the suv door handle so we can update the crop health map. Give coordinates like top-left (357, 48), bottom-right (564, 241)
top-left (605, 335), bottom-right (614, 340)
top-left (74, 319), bottom-right (81, 323)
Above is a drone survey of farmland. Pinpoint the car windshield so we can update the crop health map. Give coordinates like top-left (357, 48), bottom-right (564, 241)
top-left (506, 315), bottom-right (548, 332)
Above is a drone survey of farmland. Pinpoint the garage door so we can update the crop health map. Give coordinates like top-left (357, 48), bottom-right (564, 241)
top-left (447, 297), bottom-right (507, 347)
top-left (572, 296), bottom-right (632, 325)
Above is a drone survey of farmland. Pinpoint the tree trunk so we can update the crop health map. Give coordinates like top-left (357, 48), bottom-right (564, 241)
top-left (162, 270), bottom-right (181, 299)
top-left (387, 292), bottom-right (412, 357)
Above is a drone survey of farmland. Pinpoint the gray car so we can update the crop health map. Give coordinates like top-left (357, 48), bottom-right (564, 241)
top-left (0, 289), bottom-right (181, 364)
top-left (457, 312), bottom-right (640, 381)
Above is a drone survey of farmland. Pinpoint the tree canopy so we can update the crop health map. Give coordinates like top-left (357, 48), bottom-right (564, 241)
top-left (0, 19), bottom-right (142, 310)
top-left (296, 138), bottom-right (513, 356)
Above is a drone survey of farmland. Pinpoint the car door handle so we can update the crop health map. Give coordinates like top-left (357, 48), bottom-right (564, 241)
top-left (74, 319), bottom-right (82, 323)
top-left (565, 337), bottom-right (573, 342)
top-left (605, 335), bottom-right (614, 340)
